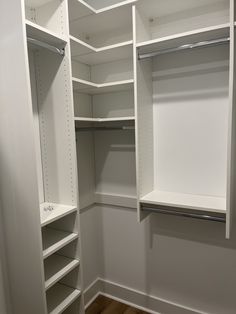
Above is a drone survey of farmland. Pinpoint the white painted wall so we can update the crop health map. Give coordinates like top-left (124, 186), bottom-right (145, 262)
top-left (81, 205), bottom-right (236, 314)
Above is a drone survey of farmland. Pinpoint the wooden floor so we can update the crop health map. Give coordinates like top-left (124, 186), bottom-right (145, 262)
top-left (86, 295), bottom-right (150, 314)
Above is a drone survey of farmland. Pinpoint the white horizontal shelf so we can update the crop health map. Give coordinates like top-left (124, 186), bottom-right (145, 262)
top-left (94, 192), bottom-right (137, 209)
top-left (25, 20), bottom-right (67, 47)
top-left (70, 36), bottom-right (133, 65)
top-left (45, 255), bottom-right (79, 291)
top-left (42, 228), bottom-right (78, 259)
top-left (69, 0), bottom-right (137, 21)
top-left (72, 77), bottom-right (134, 94)
top-left (74, 116), bottom-right (135, 122)
top-left (25, 0), bottom-right (53, 7)
top-left (137, 23), bottom-right (230, 55)
top-left (140, 190), bottom-right (226, 213)
top-left (47, 283), bottom-right (81, 314)
top-left (40, 203), bottom-right (77, 227)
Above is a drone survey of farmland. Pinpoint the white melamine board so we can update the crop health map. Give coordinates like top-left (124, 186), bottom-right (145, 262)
top-left (94, 130), bottom-right (136, 198)
top-left (0, 0), bottom-right (47, 313)
top-left (152, 46), bottom-right (229, 204)
top-left (44, 255), bottom-right (80, 290)
top-left (47, 283), bottom-right (81, 314)
top-left (94, 192), bottom-right (137, 208)
top-left (137, 23), bottom-right (230, 54)
top-left (73, 78), bottom-right (134, 94)
top-left (141, 190), bottom-right (226, 213)
top-left (35, 48), bottom-right (77, 205)
top-left (40, 203), bottom-right (77, 227)
top-left (70, 37), bottom-right (133, 65)
top-left (72, 60), bottom-right (91, 81)
top-left (137, 0), bottom-right (229, 42)
top-left (26, 20), bottom-right (67, 47)
top-left (25, 0), bottom-right (54, 7)
top-left (69, 0), bottom-right (95, 21)
top-left (42, 228), bottom-right (78, 259)
top-left (74, 117), bottom-right (134, 122)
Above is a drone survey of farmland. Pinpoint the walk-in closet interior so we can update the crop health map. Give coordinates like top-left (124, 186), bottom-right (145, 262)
top-left (1, 0), bottom-right (236, 314)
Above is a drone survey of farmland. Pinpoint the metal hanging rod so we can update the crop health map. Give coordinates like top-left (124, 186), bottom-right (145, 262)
top-left (75, 126), bottom-right (135, 132)
top-left (27, 37), bottom-right (65, 56)
top-left (141, 204), bottom-right (226, 223)
top-left (138, 37), bottom-right (230, 60)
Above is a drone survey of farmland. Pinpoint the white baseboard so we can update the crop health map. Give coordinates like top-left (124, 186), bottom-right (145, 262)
top-left (84, 278), bottom-right (208, 314)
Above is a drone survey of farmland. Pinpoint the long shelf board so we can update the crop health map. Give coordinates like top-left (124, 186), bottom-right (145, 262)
top-left (72, 78), bottom-right (134, 94)
top-left (137, 23), bottom-right (230, 55)
top-left (42, 228), bottom-right (78, 259)
top-left (45, 255), bottom-right (79, 291)
top-left (74, 116), bottom-right (135, 122)
top-left (70, 36), bottom-right (133, 65)
top-left (47, 283), bottom-right (81, 314)
top-left (25, 20), bottom-right (67, 47)
top-left (69, 0), bottom-right (137, 21)
top-left (140, 190), bottom-right (226, 213)
top-left (40, 203), bottom-right (77, 227)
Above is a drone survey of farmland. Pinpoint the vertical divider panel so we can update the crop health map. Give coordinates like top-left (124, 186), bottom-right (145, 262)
top-left (133, 5), bottom-right (154, 221)
top-left (226, 0), bottom-right (236, 238)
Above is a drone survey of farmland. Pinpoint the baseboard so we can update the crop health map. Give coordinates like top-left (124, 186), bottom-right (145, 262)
top-left (84, 278), bottom-right (208, 314)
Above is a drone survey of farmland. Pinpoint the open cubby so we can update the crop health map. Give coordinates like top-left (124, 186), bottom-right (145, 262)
top-left (135, 0), bottom-right (230, 45)
top-left (136, 42), bottom-right (230, 215)
top-left (25, 0), bottom-right (68, 39)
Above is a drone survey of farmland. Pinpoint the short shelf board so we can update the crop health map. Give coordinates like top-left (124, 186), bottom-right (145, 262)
top-left (40, 203), bottom-right (77, 227)
top-left (74, 116), bottom-right (135, 122)
top-left (94, 192), bottom-right (137, 209)
top-left (25, 20), bottom-right (67, 47)
top-left (70, 36), bottom-right (133, 65)
top-left (44, 255), bottom-right (80, 291)
top-left (69, 0), bottom-right (137, 22)
top-left (137, 23), bottom-right (230, 55)
top-left (42, 228), bottom-right (78, 259)
top-left (72, 77), bottom-right (134, 94)
top-left (140, 190), bottom-right (226, 213)
top-left (26, 0), bottom-right (53, 7)
top-left (47, 283), bottom-right (81, 314)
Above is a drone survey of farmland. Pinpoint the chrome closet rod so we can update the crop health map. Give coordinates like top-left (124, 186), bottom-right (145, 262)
top-left (138, 37), bottom-right (230, 60)
top-left (75, 126), bottom-right (135, 132)
top-left (141, 204), bottom-right (226, 223)
top-left (27, 37), bottom-right (65, 56)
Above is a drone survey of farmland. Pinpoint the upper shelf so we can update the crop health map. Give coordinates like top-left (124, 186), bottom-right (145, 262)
top-left (25, 20), bottom-right (67, 47)
top-left (40, 203), bottom-right (77, 227)
top-left (74, 116), bottom-right (135, 122)
top-left (69, 0), bottom-right (137, 21)
top-left (72, 77), bottom-right (134, 94)
top-left (137, 23), bottom-right (230, 55)
top-left (140, 190), bottom-right (226, 214)
top-left (70, 36), bottom-right (133, 65)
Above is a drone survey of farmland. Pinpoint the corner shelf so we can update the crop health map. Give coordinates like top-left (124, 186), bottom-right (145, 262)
top-left (42, 228), bottom-right (78, 259)
top-left (47, 283), bottom-right (81, 314)
top-left (74, 116), bottom-right (135, 122)
top-left (140, 190), bottom-right (226, 213)
top-left (70, 36), bottom-right (133, 65)
top-left (44, 255), bottom-right (80, 291)
top-left (40, 203), bottom-right (77, 227)
top-left (25, 20), bottom-right (67, 47)
top-left (136, 23), bottom-right (230, 55)
top-left (72, 77), bottom-right (134, 94)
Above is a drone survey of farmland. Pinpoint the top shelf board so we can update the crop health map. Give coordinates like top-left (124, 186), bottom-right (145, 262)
top-left (69, 0), bottom-right (137, 21)
top-left (26, 20), bottom-right (67, 47)
top-left (25, 0), bottom-right (54, 7)
top-left (40, 203), bottom-right (77, 227)
top-left (137, 23), bottom-right (230, 55)
top-left (70, 36), bottom-right (133, 65)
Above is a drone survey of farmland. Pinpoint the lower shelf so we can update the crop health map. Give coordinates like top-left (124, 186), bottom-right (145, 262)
top-left (42, 228), bottom-right (78, 259)
top-left (47, 283), bottom-right (81, 314)
top-left (140, 190), bottom-right (226, 213)
top-left (45, 254), bottom-right (80, 290)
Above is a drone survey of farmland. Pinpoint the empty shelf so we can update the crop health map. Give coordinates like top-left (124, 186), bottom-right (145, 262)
top-left (70, 36), bottom-right (133, 65)
top-left (72, 78), bottom-right (134, 94)
top-left (137, 23), bottom-right (230, 55)
top-left (42, 228), bottom-right (78, 259)
top-left (45, 255), bottom-right (79, 290)
top-left (26, 20), bottom-right (67, 47)
top-left (74, 116), bottom-right (135, 122)
top-left (47, 283), bottom-right (81, 314)
top-left (40, 203), bottom-right (77, 227)
top-left (140, 190), bottom-right (226, 213)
